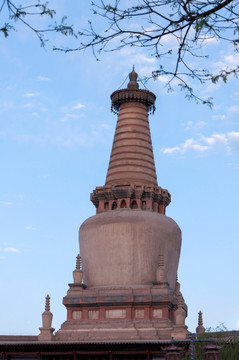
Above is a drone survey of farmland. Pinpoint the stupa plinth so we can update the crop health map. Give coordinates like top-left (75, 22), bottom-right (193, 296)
top-left (55, 68), bottom-right (188, 341)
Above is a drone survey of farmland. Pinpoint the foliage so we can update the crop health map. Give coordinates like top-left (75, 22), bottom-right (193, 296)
top-left (187, 324), bottom-right (239, 359)
top-left (2, 1), bottom-right (239, 104)
top-left (0, 0), bottom-right (75, 46)
top-left (63, 0), bottom-right (239, 106)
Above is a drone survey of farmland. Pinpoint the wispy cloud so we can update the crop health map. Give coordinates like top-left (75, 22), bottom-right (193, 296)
top-left (163, 146), bottom-right (181, 155)
top-left (181, 120), bottom-right (207, 130)
top-left (23, 93), bottom-right (37, 98)
top-left (24, 103), bottom-right (33, 108)
top-left (66, 113), bottom-right (84, 119)
top-left (72, 103), bottom-right (85, 110)
top-left (224, 53), bottom-right (239, 67)
top-left (37, 76), bottom-right (51, 81)
top-left (212, 114), bottom-right (226, 120)
top-left (228, 131), bottom-right (239, 149)
top-left (0, 200), bottom-right (12, 206)
top-left (25, 225), bottom-right (38, 231)
top-left (18, 194), bottom-right (25, 201)
top-left (229, 105), bottom-right (239, 113)
top-left (202, 133), bottom-right (227, 146)
top-left (201, 35), bottom-right (219, 46)
top-left (3, 247), bottom-right (21, 253)
top-left (60, 113), bottom-right (86, 122)
top-left (212, 54), bottom-right (239, 76)
top-left (161, 132), bottom-right (239, 155)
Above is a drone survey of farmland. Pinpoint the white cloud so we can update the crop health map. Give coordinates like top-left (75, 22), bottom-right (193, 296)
top-left (161, 132), bottom-right (239, 155)
top-left (203, 134), bottom-right (227, 146)
top-left (3, 247), bottom-right (21, 253)
top-left (202, 82), bottom-right (221, 94)
top-left (138, 65), bottom-right (157, 78)
top-left (135, 54), bottom-right (156, 64)
top-left (72, 103), bottom-right (85, 110)
top-left (119, 48), bottom-right (156, 68)
top-left (66, 113), bottom-right (83, 118)
top-left (160, 33), bottom-right (178, 48)
top-left (37, 76), bottom-right (51, 81)
top-left (181, 138), bottom-right (209, 152)
top-left (100, 123), bottom-right (113, 130)
top-left (156, 74), bottom-right (171, 84)
top-left (201, 35), bottom-right (219, 46)
top-left (224, 53), bottom-right (239, 67)
top-left (24, 103), bottom-right (33, 108)
top-left (212, 114), bottom-right (226, 120)
top-left (0, 200), bottom-right (12, 206)
top-left (23, 93), bottom-right (37, 98)
top-left (18, 194), bottom-right (25, 201)
top-left (181, 120), bottom-right (207, 130)
top-left (228, 132), bottom-right (239, 149)
top-left (25, 225), bottom-right (38, 231)
top-left (229, 105), bottom-right (239, 113)
top-left (60, 113), bottom-right (86, 122)
top-left (163, 146), bottom-right (180, 154)
top-left (212, 54), bottom-right (239, 79)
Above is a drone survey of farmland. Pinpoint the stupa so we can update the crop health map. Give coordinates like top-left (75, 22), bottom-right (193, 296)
top-left (55, 68), bottom-right (188, 341)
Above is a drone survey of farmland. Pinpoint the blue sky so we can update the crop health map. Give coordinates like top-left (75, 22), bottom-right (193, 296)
top-left (0, 1), bottom-right (239, 335)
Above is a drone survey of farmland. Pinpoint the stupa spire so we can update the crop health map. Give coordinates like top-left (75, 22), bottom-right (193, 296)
top-left (106, 67), bottom-right (157, 186)
top-left (91, 68), bottom-right (171, 214)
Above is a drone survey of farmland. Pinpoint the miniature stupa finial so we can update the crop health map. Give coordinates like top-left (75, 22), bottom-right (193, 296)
top-left (45, 294), bottom-right (50, 312)
top-left (174, 291), bottom-right (186, 327)
top-left (159, 254), bottom-right (164, 267)
top-left (127, 66), bottom-right (139, 90)
top-left (175, 273), bottom-right (180, 294)
top-left (38, 294), bottom-right (55, 341)
top-left (155, 254), bottom-right (166, 283)
top-left (177, 292), bottom-right (183, 308)
top-left (76, 254), bottom-right (81, 270)
top-left (198, 311), bottom-right (203, 326)
top-left (72, 254), bottom-right (84, 285)
top-left (196, 310), bottom-right (205, 334)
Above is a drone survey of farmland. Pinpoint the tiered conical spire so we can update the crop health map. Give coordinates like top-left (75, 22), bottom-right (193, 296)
top-left (106, 67), bottom-right (157, 186)
top-left (91, 68), bottom-right (171, 214)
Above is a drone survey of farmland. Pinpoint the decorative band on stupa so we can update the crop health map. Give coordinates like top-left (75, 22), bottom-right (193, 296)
top-left (91, 67), bottom-right (171, 214)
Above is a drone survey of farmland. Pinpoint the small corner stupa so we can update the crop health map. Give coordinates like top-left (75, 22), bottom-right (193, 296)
top-left (55, 67), bottom-right (188, 341)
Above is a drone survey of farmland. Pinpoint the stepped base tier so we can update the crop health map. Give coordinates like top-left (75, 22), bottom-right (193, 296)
top-left (56, 283), bottom-right (188, 341)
